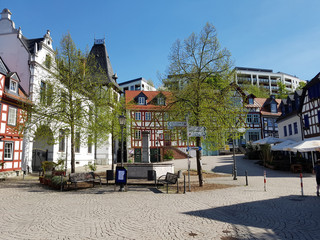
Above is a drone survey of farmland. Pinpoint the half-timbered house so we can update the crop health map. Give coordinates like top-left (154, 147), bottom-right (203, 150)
top-left (126, 91), bottom-right (190, 162)
top-left (0, 57), bottom-right (29, 173)
top-left (300, 72), bottom-right (320, 139)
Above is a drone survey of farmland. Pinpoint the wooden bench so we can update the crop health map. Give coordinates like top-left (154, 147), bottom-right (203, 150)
top-left (157, 172), bottom-right (179, 193)
top-left (65, 172), bottom-right (101, 189)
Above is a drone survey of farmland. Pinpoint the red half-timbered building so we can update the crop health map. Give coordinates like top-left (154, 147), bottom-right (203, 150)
top-left (0, 57), bottom-right (29, 173)
top-left (126, 91), bottom-right (191, 162)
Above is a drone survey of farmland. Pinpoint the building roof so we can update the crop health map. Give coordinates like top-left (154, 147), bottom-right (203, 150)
top-left (89, 41), bottom-right (121, 91)
top-left (119, 77), bottom-right (145, 86)
top-left (125, 90), bottom-right (172, 110)
top-left (0, 57), bottom-right (8, 75)
top-left (21, 36), bottom-right (44, 54)
top-left (254, 97), bottom-right (281, 116)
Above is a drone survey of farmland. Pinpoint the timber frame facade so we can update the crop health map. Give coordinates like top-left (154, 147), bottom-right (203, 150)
top-left (0, 58), bottom-right (29, 172)
top-left (300, 72), bottom-right (320, 139)
top-left (126, 91), bottom-right (191, 162)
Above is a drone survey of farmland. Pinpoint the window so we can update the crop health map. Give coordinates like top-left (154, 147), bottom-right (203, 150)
top-left (8, 107), bottom-right (17, 126)
top-left (40, 81), bottom-right (46, 104)
top-left (44, 54), bottom-right (52, 69)
top-left (9, 80), bottom-right (17, 93)
top-left (75, 132), bottom-right (80, 153)
top-left (135, 130), bottom-right (141, 139)
top-left (248, 132), bottom-right (259, 141)
top-left (138, 97), bottom-right (146, 105)
top-left (145, 112), bottom-right (151, 121)
top-left (253, 114), bottom-right (260, 123)
top-left (304, 115), bottom-right (310, 129)
top-left (135, 112), bottom-right (141, 120)
top-left (4, 142), bottom-right (13, 160)
top-left (271, 103), bottom-right (277, 113)
top-left (130, 86), bottom-right (134, 90)
top-left (288, 124), bottom-right (292, 136)
top-left (248, 98), bottom-right (254, 104)
top-left (294, 122), bottom-right (298, 134)
top-left (247, 114), bottom-right (252, 123)
top-left (88, 135), bottom-right (92, 154)
top-left (59, 130), bottom-right (65, 152)
top-left (284, 126), bottom-right (287, 137)
top-left (158, 97), bottom-right (165, 105)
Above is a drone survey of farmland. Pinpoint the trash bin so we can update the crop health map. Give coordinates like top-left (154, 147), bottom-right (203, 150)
top-left (106, 170), bottom-right (114, 180)
top-left (148, 170), bottom-right (156, 181)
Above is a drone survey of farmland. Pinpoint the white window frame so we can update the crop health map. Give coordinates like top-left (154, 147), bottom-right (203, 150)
top-left (158, 97), bottom-right (165, 105)
top-left (135, 112), bottom-right (141, 120)
top-left (138, 97), bottom-right (145, 105)
top-left (145, 112), bottom-right (151, 121)
top-left (8, 107), bottom-right (17, 126)
top-left (253, 114), bottom-right (260, 123)
top-left (9, 80), bottom-right (18, 93)
top-left (4, 142), bottom-right (13, 160)
top-left (135, 130), bottom-right (141, 139)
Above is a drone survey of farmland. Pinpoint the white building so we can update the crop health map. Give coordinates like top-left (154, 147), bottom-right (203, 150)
top-left (235, 67), bottom-right (306, 95)
top-left (119, 77), bottom-right (156, 93)
top-left (277, 90), bottom-right (304, 142)
top-left (0, 9), bottom-right (96, 171)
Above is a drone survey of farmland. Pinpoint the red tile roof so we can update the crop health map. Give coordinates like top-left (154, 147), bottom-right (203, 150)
top-left (125, 90), bottom-right (172, 110)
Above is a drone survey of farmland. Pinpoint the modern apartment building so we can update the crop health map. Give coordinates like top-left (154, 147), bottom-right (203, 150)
top-left (235, 67), bottom-right (306, 94)
top-left (119, 77), bottom-right (156, 93)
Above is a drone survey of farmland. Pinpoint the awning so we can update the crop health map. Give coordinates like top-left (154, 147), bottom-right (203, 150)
top-left (271, 140), bottom-right (297, 151)
top-left (252, 136), bottom-right (285, 145)
top-left (283, 136), bottom-right (320, 152)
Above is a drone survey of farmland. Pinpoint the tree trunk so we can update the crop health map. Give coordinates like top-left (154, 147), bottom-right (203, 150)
top-left (196, 136), bottom-right (203, 186)
top-left (71, 126), bottom-right (75, 173)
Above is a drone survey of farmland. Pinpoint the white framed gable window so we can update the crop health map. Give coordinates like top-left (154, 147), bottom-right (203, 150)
top-left (9, 80), bottom-right (18, 93)
top-left (158, 97), bottom-right (165, 105)
top-left (8, 107), bottom-right (17, 126)
top-left (138, 97), bottom-right (146, 105)
top-left (4, 142), bottom-right (13, 160)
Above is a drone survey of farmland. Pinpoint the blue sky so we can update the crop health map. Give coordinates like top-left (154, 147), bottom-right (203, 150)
top-left (1, 0), bottom-right (320, 87)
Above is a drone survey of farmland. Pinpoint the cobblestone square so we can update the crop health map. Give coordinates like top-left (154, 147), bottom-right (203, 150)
top-left (1, 155), bottom-right (320, 240)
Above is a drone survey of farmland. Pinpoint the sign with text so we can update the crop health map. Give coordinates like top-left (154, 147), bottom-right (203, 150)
top-left (188, 126), bottom-right (206, 137)
top-left (167, 121), bottom-right (187, 128)
top-left (187, 146), bottom-right (202, 151)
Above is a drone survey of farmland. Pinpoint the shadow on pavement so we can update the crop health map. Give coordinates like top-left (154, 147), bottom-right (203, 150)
top-left (184, 195), bottom-right (320, 239)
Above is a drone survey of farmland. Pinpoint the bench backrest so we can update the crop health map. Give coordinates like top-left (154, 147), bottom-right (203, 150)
top-left (69, 172), bottom-right (95, 182)
top-left (165, 172), bottom-right (178, 184)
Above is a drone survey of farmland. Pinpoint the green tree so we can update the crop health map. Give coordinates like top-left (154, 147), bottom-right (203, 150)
top-left (297, 81), bottom-right (306, 90)
top-left (277, 81), bottom-right (292, 99)
top-left (26, 33), bottom-right (120, 173)
top-left (241, 84), bottom-right (270, 98)
top-left (165, 23), bottom-right (246, 186)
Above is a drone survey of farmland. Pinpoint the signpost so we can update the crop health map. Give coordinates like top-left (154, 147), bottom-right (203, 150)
top-left (188, 126), bottom-right (206, 137)
top-left (187, 146), bottom-right (202, 151)
top-left (167, 119), bottom-right (206, 192)
top-left (167, 121), bottom-right (187, 128)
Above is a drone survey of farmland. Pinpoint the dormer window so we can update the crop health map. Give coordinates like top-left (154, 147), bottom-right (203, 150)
top-left (158, 97), bottom-right (165, 105)
top-left (138, 97), bottom-right (146, 105)
top-left (271, 103), bottom-right (277, 113)
top-left (248, 98), bottom-right (254, 104)
top-left (9, 80), bottom-right (18, 93)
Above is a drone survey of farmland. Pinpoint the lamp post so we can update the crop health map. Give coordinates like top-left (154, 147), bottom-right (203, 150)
top-left (118, 115), bottom-right (126, 192)
top-left (118, 115), bottom-right (126, 167)
top-left (156, 140), bottom-right (160, 162)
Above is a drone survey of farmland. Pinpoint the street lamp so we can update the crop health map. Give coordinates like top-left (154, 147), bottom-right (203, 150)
top-left (118, 115), bottom-right (126, 167)
top-left (118, 115), bottom-right (126, 192)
